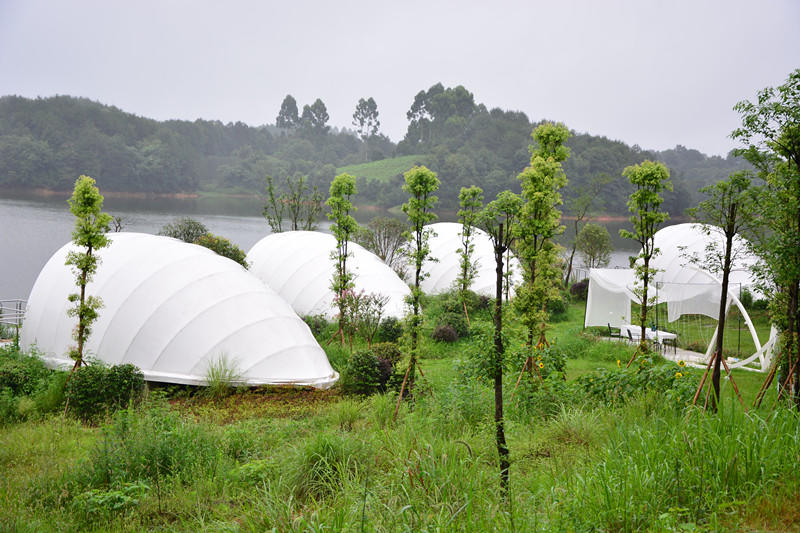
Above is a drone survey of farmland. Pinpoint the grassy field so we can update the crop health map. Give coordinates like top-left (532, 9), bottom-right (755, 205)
top-left (337, 155), bottom-right (430, 183)
top-left (0, 297), bottom-right (798, 532)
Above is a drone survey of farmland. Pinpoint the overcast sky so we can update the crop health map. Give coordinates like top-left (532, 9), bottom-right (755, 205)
top-left (0, 1), bottom-right (797, 156)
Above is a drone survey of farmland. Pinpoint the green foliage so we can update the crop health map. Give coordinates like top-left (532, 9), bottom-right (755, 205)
top-left (376, 316), bottom-right (403, 343)
top-left (341, 348), bottom-right (395, 396)
top-left (431, 324), bottom-right (458, 343)
top-left (352, 97), bottom-right (380, 146)
top-left (435, 312), bottom-right (469, 339)
top-left (276, 94), bottom-right (299, 129)
top-left (65, 363), bottom-right (145, 421)
top-left (263, 173), bottom-right (324, 233)
top-left (620, 160), bottom-right (673, 342)
top-left (303, 314), bottom-right (331, 338)
top-left (402, 165), bottom-right (440, 383)
top-left (66, 175), bottom-right (112, 366)
top-left (72, 481), bottom-right (149, 524)
top-left (204, 354), bottom-right (242, 400)
top-left (0, 353), bottom-right (51, 396)
top-left (337, 155), bottom-right (429, 183)
top-left (193, 232), bottom-right (248, 268)
top-left (576, 222), bottom-right (612, 268)
top-left (355, 216), bottom-right (407, 276)
top-left (290, 433), bottom-right (363, 501)
top-left (328, 173), bottom-right (358, 328)
top-left (457, 185), bottom-right (483, 296)
top-left (515, 122), bottom-right (571, 341)
top-left (576, 356), bottom-right (697, 407)
top-left (75, 403), bottom-right (220, 488)
top-left (158, 216), bottom-right (208, 243)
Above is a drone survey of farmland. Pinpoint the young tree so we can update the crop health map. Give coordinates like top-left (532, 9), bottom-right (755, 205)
top-left (355, 216), bottom-right (407, 277)
top-left (576, 222), bottom-right (612, 269)
top-left (563, 173), bottom-right (612, 284)
top-left (687, 171), bottom-right (759, 410)
top-left (276, 94), bottom-right (299, 130)
top-left (396, 166), bottom-right (439, 405)
top-left (620, 160), bottom-right (672, 353)
top-left (327, 173), bottom-right (358, 344)
top-left (352, 97), bottom-right (380, 160)
top-left (515, 122), bottom-right (570, 348)
top-left (478, 189), bottom-right (523, 495)
top-left (262, 174), bottom-right (323, 233)
top-left (65, 175), bottom-right (112, 368)
top-left (457, 185), bottom-right (484, 322)
top-left (159, 217), bottom-right (209, 243)
top-left (732, 68), bottom-right (800, 406)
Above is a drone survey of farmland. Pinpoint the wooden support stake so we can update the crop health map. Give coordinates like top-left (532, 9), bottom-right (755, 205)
top-left (771, 357), bottom-right (800, 411)
top-left (393, 363), bottom-right (412, 420)
top-left (720, 357), bottom-right (747, 413)
top-left (692, 355), bottom-right (715, 407)
top-left (510, 358), bottom-right (530, 401)
top-left (753, 361), bottom-right (778, 409)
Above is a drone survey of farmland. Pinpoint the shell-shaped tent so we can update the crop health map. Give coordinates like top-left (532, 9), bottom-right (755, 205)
top-left (420, 222), bottom-right (522, 296)
top-left (20, 233), bottom-right (338, 388)
top-left (649, 223), bottom-right (758, 290)
top-left (246, 231), bottom-right (411, 320)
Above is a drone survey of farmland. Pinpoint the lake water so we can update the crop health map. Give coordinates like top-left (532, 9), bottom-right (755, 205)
top-left (0, 192), bottom-right (640, 301)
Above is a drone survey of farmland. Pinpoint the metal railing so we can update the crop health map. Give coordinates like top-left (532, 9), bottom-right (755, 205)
top-left (0, 299), bottom-right (26, 342)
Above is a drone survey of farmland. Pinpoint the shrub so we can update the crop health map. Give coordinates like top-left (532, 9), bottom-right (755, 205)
top-left (376, 316), bottom-right (403, 343)
top-left (436, 311), bottom-right (469, 338)
top-left (739, 288), bottom-right (753, 309)
top-left (341, 351), bottom-right (384, 395)
top-left (431, 324), bottom-right (458, 343)
top-left (33, 371), bottom-right (68, 414)
top-left (0, 349), bottom-right (51, 396)
top-left (370, 342), bottom-right (402, 366)
top-left (194, 232), bottom-right (249, 268)
top-left (570, 279), bottom-right (589, 301)
top-left (66, 364), bottom-right (109, 421)
top-left (302, 314), bottom-right (330, 338)
top-left (66, 363), bottom-right (145, 421)
top-left (106, 364), bottom-right (145, 409)
top-left (547, 294), bottom-right (569, 321)
top-left (0, 388), bottom-right (20, 425)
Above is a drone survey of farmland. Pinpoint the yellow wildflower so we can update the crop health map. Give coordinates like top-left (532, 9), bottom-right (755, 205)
top-left (675, 372), bottom-right (683, 378)
top-left (678, 360), bottom-right (686, 367)
top-left (538, 362), bottom-right (544, 369)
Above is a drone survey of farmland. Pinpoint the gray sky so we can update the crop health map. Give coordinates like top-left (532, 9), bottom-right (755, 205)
top-left (1, 0), bottom-right (797, 156)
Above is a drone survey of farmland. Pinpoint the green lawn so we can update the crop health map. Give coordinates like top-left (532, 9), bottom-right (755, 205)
top-left (0, 297), bottom-right (797, 532)
top-left (337, 154), bottom-right (429, 183)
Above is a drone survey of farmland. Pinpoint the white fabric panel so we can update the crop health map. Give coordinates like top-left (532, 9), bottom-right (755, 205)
top-left (246, 231), bottom-right (410, 320)
top-left (20, 233), bottom-right (337, 388)
top-left (584, 269), bottom-right (634, 327)
top-left (420, 222), bottom-right (523, 296)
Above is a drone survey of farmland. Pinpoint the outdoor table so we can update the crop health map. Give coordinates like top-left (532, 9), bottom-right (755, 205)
top-left (620, 324), bottom-right (677, 344)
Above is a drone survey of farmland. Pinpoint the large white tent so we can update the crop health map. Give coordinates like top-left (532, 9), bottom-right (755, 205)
top-left (20, 233), bottom-right (338, 388)
top-left (247, 231), bottom-right (411, 320)
top-left (584, 223), bottom-right (772, 370)
top-left (420, 222), bottom-right (522, 296)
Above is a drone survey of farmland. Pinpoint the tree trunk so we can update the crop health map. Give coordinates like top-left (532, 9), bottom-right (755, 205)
top-left (493, 224), bottom-right (509, 494)
top-left (639, 255), bottom-right (650, 350)
top-left (711, 230), bottom-right (734, 412)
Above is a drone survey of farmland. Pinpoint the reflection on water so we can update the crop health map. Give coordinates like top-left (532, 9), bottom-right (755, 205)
top-left (0, 192), bottom-right (675, 301)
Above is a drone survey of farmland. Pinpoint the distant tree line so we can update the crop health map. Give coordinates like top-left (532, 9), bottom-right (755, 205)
top-left (0, 91), bottom-right (749, 217)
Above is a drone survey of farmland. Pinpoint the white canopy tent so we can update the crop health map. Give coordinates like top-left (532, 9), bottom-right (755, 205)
top-left (21, 233), bottom-right (338, 388)
top-left (420, 222), bottom-right (523, 296)
top-left (584, 223), bottom-right (773, 371)
top-left (246, 231), bottom-right (411, 320)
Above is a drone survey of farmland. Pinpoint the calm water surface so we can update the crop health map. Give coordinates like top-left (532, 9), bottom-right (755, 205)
top-left (1, 192), bottom-right (643, 301)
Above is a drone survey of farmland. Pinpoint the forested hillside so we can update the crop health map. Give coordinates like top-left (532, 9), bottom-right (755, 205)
top-left (0, 90), bottom-right (748, 215)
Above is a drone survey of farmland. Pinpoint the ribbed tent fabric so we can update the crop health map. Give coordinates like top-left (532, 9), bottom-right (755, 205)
top-left (246, 231), bottom-right (411, 320)
top-left (20, 233), bottom-right (338, 388)
top-left (420, 222), bottom-right (522, 296)
top-left (584, 223), bottom-right (771, 370)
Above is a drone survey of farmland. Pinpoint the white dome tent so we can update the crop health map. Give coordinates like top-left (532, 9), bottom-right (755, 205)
top-left (421, 222), bottom-right (523, 297)
top-left (246, 231), bottom-right (411, 320)
top-left (20, 233), bottom-right (338, 388)
top-left (584, 223), bottom-right (775, 371)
